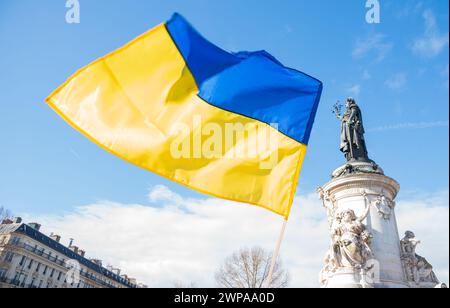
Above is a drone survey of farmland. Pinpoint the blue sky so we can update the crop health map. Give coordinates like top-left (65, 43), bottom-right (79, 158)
top-left (0, 0), bottom-right (448, 216)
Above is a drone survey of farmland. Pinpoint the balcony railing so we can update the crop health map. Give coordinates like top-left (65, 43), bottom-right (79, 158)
top-left (0, 276), bottom-right (62, 288)
top-left (0, 276), bottom-right (29, 288)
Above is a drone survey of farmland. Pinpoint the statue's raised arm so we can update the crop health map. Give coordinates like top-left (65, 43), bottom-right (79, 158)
top-left (358, 192), bottom-right (371, 222)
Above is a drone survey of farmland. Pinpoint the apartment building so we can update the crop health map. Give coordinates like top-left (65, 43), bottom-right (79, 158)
top-left (0, 218), bottom-right (143, 288)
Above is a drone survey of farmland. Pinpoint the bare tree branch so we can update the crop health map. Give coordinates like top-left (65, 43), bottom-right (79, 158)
top-left (215, 246), bottom-right (289, 288)
top-left (173, 281), bottom-right (197, 288)
top-left (0, 206), bottom-right (13, 221)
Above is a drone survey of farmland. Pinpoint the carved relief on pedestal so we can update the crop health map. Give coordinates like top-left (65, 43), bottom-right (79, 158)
top-left (319, 191), bottom-right (374, 287)
top-left (372, 194), bottom-right (395, 220)
top-left (317, 187), bottom-right (337, 228)
top-left (400, 231), bottom-right (441, 287)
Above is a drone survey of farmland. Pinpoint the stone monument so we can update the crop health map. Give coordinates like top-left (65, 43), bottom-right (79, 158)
top-left (317, 98), bottom-right (445, 288)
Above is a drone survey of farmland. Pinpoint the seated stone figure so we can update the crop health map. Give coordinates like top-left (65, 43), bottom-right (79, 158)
top-left (400, 231), bottom-right (439, 285)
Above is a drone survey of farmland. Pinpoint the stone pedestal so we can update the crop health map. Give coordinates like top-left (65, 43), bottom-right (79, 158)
top-left (318, 162), bottom-right (407, 288)
top-left (318, 161), bottom-right (445, 288)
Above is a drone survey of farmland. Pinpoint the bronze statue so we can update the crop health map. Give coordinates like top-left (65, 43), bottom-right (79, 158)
top-left (333, 98), bottom-right (370, 162)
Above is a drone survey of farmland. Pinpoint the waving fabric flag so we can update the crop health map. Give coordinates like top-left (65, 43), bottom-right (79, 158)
top-left (46, 13), bottom-right (322, 218)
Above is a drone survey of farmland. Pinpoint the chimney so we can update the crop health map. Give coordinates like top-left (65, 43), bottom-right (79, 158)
top-left (91, 259), bottom-right (103, 267)
top-left (70, 246), bottom-right (79, 254)
top-left (79, 250), bottom-right (86, 258)
top-left (50, 233), bottom-right (61, 243)
top-left (13, 217), bottom-right (22, 224)
top-left (1, 218), bottom-right (13, 225)
top-left (28, 223), bottom-right (41, 231)
top-left (112, 268), bottom-right (121, 276)
top-left (128, 278), bottom-right (137, 285)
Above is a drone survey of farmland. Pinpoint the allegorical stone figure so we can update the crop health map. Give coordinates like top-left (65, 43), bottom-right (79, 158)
top-left (400, 231), bottom-right (440, 285)
top-left (334, 98), bottom-right (369, 162)
top-left (320, 207), bottom-right (374, 286)
top-left (331, 208), bottom-right (373, 268)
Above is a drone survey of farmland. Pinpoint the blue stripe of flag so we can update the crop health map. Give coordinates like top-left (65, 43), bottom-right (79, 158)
top-left (166, 13), bottom-right (322, 145)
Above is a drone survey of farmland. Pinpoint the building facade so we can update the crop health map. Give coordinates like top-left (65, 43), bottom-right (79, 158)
top-left (0, 218), bottom-right (142, 288)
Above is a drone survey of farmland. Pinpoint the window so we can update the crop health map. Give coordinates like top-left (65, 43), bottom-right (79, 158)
top-left (43, 265), bottom-right (48, 275)
top-left (3, 251), bottom-right (14, 262)
top-left (11, 237), bottom-right (20, 245)
top-left (19, 255), bottom-right (26, 266)
top-left (0, 268), bottom-right (7, 279)
top-left (27, 259), bottom-right (33, 269)
top-left (20, 274), bottom-right (27, 287)
top-left (50, 268), bottom-right (55, 278)
top-left (57, 271), bottom-right (62, 281)
top-left (35, 263), bottom-right (41, 272)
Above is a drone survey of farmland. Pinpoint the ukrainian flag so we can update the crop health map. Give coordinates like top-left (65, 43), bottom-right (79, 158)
top-left (46, 14), bottom-right (322, 219)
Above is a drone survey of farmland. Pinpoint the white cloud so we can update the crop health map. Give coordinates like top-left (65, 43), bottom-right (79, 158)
top-left (412, 10), bottom-right (449, 58)
top-left (396, 1), bottom-right (423, 19)
top-left (368, 120), bottom-right (449, 133)
top-left (148, 185), bottom-right (184, 206)
top-left (347, 84), bottom-right (361, 97)
top-left (362, 69), bottom-right (372, 80)
top-left (69, 148), bottom-right (81, 160)
top-left (28, 186), bottom-right (448, 287)
top-left (385, 73), bottom-right (407, 90)
top-left (284, 24), bottom-right (293, 34)
top-left (352, 33), bottom-right (393, 62)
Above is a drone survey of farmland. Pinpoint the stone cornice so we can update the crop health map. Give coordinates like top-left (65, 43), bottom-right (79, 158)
top-left (322, 173), bottom-right (400, 199)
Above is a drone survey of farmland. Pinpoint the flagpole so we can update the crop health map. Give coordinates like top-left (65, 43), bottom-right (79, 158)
top-left (264, 217), bottom-right (288, 288)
